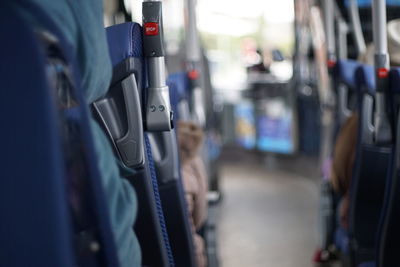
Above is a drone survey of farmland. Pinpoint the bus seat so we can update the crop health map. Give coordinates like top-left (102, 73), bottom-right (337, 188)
top-left (93, 22), bottom-right (173, 267)
top-left (167, 72), bottom-right (191, 121)
top-left (373, 68), bottom-right (400, 267)
top-left (98, 22), bottom-right (198, 267)
top-left (0, 6), bottom-right (74, 266)
top-left (105, 22), bottom-right (197, 267)
top-left (347, 64), bottom-right (393, 265)
top-left (149, 71), bottom-right (198, 267)
top-left (148, 127), bottom-right (198, 267)
top-left (337, 59), bottom-right (360, 89)
top-left (0, 2), bottom-right (122, 266)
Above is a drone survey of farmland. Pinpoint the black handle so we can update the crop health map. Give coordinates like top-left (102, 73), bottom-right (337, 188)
top-left (143, 1), bottom-right (165, 57)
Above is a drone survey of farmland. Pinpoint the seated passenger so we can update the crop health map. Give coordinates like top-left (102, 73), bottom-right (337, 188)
top-left (20, 0), bottom-right (141, 266)
top-left (331, 113), bottom-right (358, 229)
top-left (177, 121), bottom-right (208, 267)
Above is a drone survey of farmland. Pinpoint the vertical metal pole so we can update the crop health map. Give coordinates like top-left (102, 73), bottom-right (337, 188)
top-left (185, 0), bottom-right (201, 63)
top-left (320, 0), bottom-right (337, 162)
top-left (184, 0), bottom-right (206, 127)
top-left (324, 0), bottom-right (336, 66)
top-left (337, 17), bottom-right (348, 60)
top-left (372, 0), bottom-right (391, 143)
top-left (348, 0), bottom-right (367, 56)
top-left (143, 0), bottom-right (174, 132)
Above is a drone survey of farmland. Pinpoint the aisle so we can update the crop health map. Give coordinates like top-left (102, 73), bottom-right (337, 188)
top-left (217, 159), bottom-right (319, 267)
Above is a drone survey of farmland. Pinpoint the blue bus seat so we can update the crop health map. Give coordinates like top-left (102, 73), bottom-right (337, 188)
top-left (337, 59), bottom-right (360, 89)
top-left (0, 2), bottom-right (121, 266)
top-left (94, 22), bottom-right (173, 267)
top-left (0, 5), bottom-right (75, 266)
top-left (167, 72), bottom-right (191, 122)
top-left (167, 72), bottom-right (190, 121)
top-left (346, 64), bottom-right (393, 265)
top-left (372, 68), bottom-right (400, 267)
top-left (105, 22), bottom-right (196, 267)
top-left (149, 72), bottom-right (198, 266)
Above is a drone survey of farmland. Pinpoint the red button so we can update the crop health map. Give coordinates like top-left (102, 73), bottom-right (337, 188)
top-left (188, 69), bottom-right (199, 80)
top-left (377, 68), bottom-right (389, 79)
top-left (144, 22), bottom-right (159, 36)
top-left (327, 59), bottom-right (336, 68)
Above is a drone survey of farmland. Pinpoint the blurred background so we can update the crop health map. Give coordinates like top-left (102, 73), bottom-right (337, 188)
top-left (106, 0), bottom-right (322, 266)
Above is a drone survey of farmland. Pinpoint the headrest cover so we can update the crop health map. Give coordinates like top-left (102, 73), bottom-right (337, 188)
top-left (106, 22), bottom-right (143, 67)
top-left (356, 64), bottom-right (376, 96)
top-left (167, 72), bottom-right (189, 102)
top-left (337, 59), bottom-right (360, 89)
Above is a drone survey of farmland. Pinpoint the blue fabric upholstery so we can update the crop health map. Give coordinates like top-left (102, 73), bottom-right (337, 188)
top-left (106, 22), bottom-right (143, 67)
top-left (356, 65), bottom-right (376, 96)
top-left (167, 72), bottom-right (190, 102)
top-left (167, 72), bottom-right (190, 120)
top-left (337, 59), bottom-right (360, 89)
top-left (0, 4), bottom-right (74, 266)
top-left (144, 134), bottom-right (175, 266)
top-left (106, 22), bottom-right (177, 267)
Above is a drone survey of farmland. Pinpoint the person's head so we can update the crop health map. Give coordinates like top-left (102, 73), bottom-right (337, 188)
top-left (177, 121), bottom-right (204, 165)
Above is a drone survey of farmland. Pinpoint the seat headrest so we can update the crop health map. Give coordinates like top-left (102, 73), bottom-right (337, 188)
top-left (356, 64), bottom-right (376, 96)
top-left (390, 68), bottom-right (400, 94)
top-left (167, 72), bottom-right (189, 102)
top-left (106, 22), bottom-right (143, 67)
top-left (337, 59), bottom-right (360, 89)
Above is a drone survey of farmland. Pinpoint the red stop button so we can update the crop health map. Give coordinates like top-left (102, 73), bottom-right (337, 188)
top-left (144, 22), bottom-right (159, 36)
top-left (377, 68), bottom-right (389, 79)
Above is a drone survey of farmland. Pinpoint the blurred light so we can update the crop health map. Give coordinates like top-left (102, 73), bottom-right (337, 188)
top-left (198, 0), bottom-right (295, 36)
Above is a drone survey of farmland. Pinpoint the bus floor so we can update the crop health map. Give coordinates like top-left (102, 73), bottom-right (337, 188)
top-left (214, 147), bottom-right (327, 267)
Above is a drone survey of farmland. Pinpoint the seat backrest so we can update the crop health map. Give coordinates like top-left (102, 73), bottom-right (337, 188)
top-left (348, 64), bottom-right (393, 265)
top-left (376, 68), bottom-right (400, 267)
top-left (0, 5), bottom-right (74, 266)
top-left (167, 72), bottom-right (191, 121)
top-left (103, 22), bottom-right (197, 267)
top-left (0, 2), bottom-right (120, 266)
top-left (94, 22), bottom-right (178, 267)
